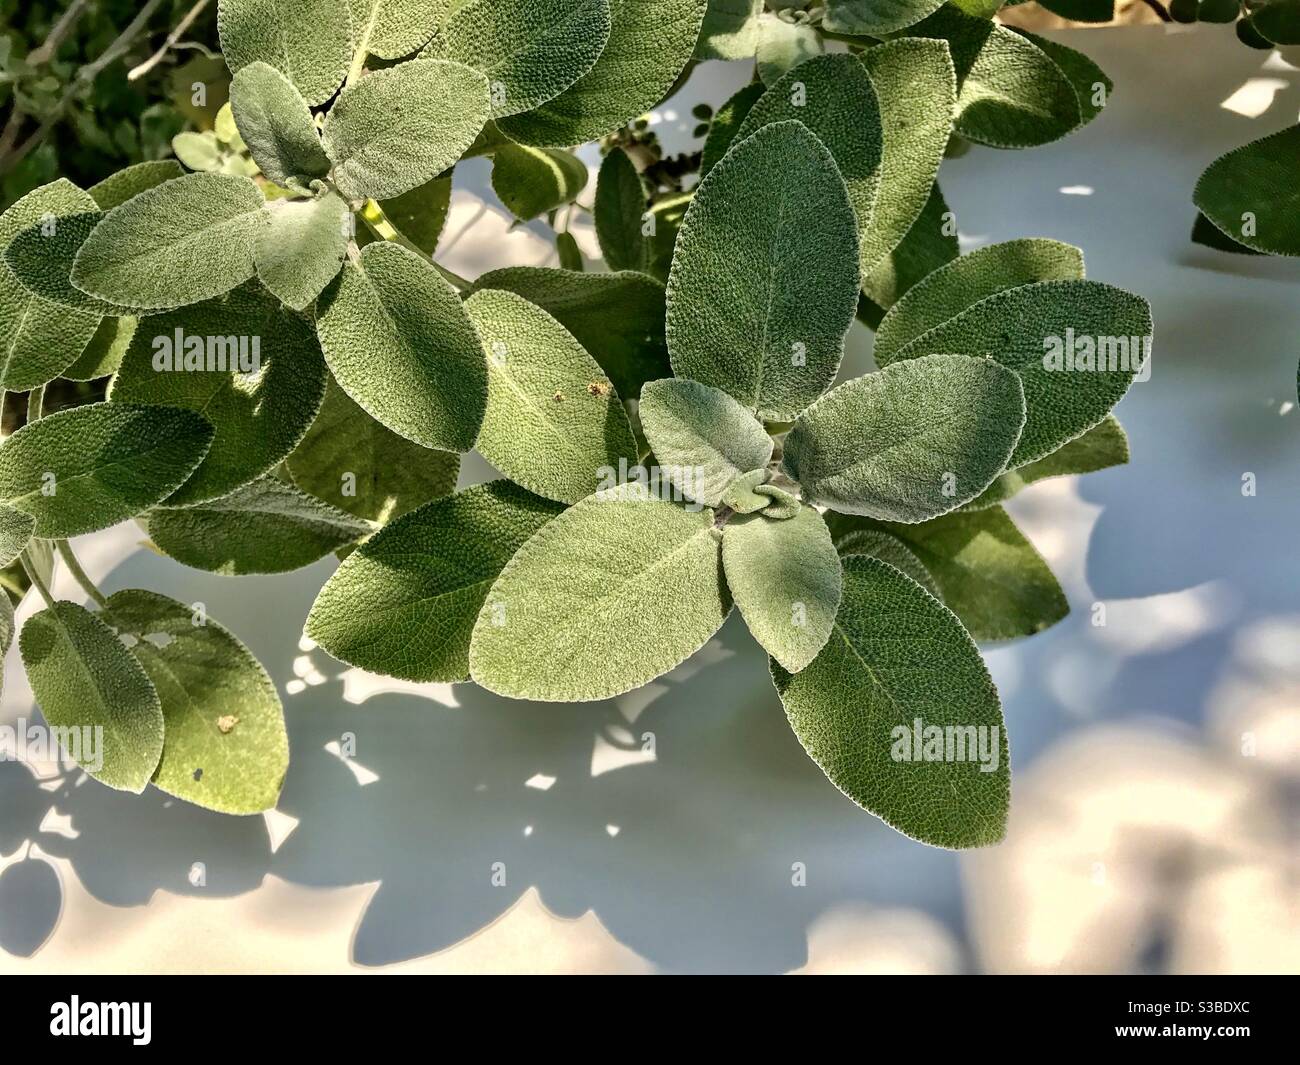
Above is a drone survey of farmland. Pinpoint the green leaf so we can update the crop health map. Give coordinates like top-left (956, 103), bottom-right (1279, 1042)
top-left (556, 231), bottom-right (584, 271)
top-left (1011, 29), bottom-right (1111, 129)
top-left (110, 282), bottom-right (327, 506)
top-left (147, 476), bottom-right (371, 576)
top-left (62, 316), bottom-right (137, 382)
top-left (1251, 0), bottom-right (1300, 43)
top-left (755, 14), bottom-right (823, 86)
top-left (172, 131), bottom-right (225, 173)
top-left (496, 0), bottom-right (708, 148)
top-left (0, 403), bottom-right (214, 538)
top-left (666, 121), bottom-right (860, 420)
top-left (638, 378), bottom-right (773, 506)
top-left (88, 161), bottom-right (186, 211)
top-left (823, 0), bottom-right (947, 35)
top-left (323, 59), bottom-right (490, 201)
top-left (316, 241), bottom-right (487, 451)
top-left (699, 82), bottom-right (764, 179)
top-left (5, 211), bottom-right (127, 315)
top-left (3, 540), bottom-right (55, 610)
top-left (287, 376), bottom-right (459, 524)
top-left (1194, 125), bottom-right (1300, 257)
top-left (20, 601), bottom-right (164, 794)
top-left (469, 487), bottom-right (730, 701)
top-left (253, 191), bottom-right (350, 310)
top-left (721, 467), bottom-right (774, 513)
top-left (833, 525), bottom-right (939, 599)
top-left (910, 7), bottom-right (1080, 148)
top-left (431, 0), bottom-right (612, 118)
top-left (379, 172), bottom-right (453, 256)
top-left (71, 172), bottom-right (266, 311)
top-left (0, 502), bottom-right (35, 569)
top-left (218, 0), bottom-right (352, 106)
top-left (696, 0), bottom-right (762, 60)
top-left (491, 143), bottom-right (589, 221)
top-left (723, 506), bottom-right (841, 672)
top-left (1037, 0), bottom-right (1114, 19)
top-left (734, 54), bottom-right (883, 279)
top-left (885, 279), bottom-right (1151, 465)
top-left (595, 147), bottom-right (649, 271)
top-left (105, 590), bottom-right (288, 813)
top-left (1191, 211), bottom-right (1263, 256)
top-left (859, 38), bottom-right (956, 271)
top-left (874, 238), bottom-right (1085, 364)
top-left (0, 180), bottom-right (101, 391)
top-left (861, 183), bottom-right (959, 318)
top-left (0, 589), bottom-right (13, 681)
top-left (465, 288), bottom-right (638, 504)
top-left (308, 481), bottom-right (564, 682)
top-left (963, 413), bottom-right (1128, 510)
top-left (772, 555), bottom-right (1008, 848)
top-left (346, 0), bottom-right (446, 60)
top-left (782, 354), bottom-right (1026, 522)
top-left (228, 61), bottom-right (332, 187)
top-left (471, 266), bottom-right (669, 398)
top-left (828, 506), bottom-right (1069, 641)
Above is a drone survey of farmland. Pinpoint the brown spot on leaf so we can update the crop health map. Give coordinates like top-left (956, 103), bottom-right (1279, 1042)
top-left (217, 715), bottom-right (239, 734)
top-left (587, 381), bottom-right (609, 397)
top-left (552, 391), bottom-right (565, 402)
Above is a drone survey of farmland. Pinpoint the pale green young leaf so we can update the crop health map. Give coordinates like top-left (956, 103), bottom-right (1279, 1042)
top-left (253, 191), bottom-right (349, 310)
top-left (723, 506), bottom-right (841, 672)
top-left (756, 14), bottom-right (823, 86)
top-left (88, 161), bottom-right (185, 211)
top-left (5, 212), bottom-right (126, 315)
top-left (595, 147), bottom-right (649, 271)
top-left (873, 238), bottom-right (1085, 363)
top-left (63, 316), bottom-right (137, 382)
top-left (782, 354), bottom-right (1026, 522)
top-left (861, 183), bottom-right (959, 318)
top-left (638, 378), bottom-right (773, 506)
top-left (720, 467), bottom-right (773, 514)
top-left (105, 590), bottom-right (288, 813)
top-left (308, 481), bottom-right (564, 682)
top-left (696, 0), bottom-right (761, 60)
top-left (218, 0), bottom-right (351, 106)
top-left (491, 143), bottom-right (589, 221)
top-left (472, 266), bottom-right (670, 398)
top-left (834, 526), bottom-right (940, 599)
top-left (772, 555), bottom-right (1009, 848)
top-left (666, 121), bottom-right (860, 420)
top-left (823, 0), bottom-right (946, 35)
top-left (323, 59), bottom-right (490, 201)
top-left (111, 282), bottom-right (327, 506)
top-left (286, 376), bottom-right (459, 523)
top-left (497, 0), bottom-right (708, 148)
top-left (379, 171), bottom-right (453, 256)
top-left (465, 288), bottom-right (637, 504)
top-left (316, 241), bottom-right (487, 452)
top-left (71, 172), bottom-right (266, 310)
top-left (147, 476), bottom-right (371, 576)
top-left (0, 403), bottom-right (214, 538)
top-left (469, 487), bottom-right (730, 701)
top-left (699, 82), bottom-right (764, 178)
top-left (886, 279), bottom-right (1151, 465)
top-left (429, 0), bottom-right (612, 118)
top-left (0, 502), bottom-right (35, 569)
top-left (172, 131), bottom-right (225, 173)
top-left (20, 601), bottom-right (164, 794)
top-left (228, 61), bottom-right (331, 187)
top-left (346, 0), bottom-right (446, 60)
top-left (1194, 125), bottom-right (1300, 257)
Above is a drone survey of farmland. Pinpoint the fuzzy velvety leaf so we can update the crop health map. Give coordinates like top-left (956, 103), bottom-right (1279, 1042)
top-left (71, 172), bottom-right (266, 310)
top-left (755, 14), bottom-right (823, 86)
top-left (471, 266), bottom-right (669, 398)
top-left (823, 0), bottom-right (946, 34)
top-left (1250, 0), bottom-right (1300, 44)
top-left (638, 378), bottom-right (773, 506)
top-left (1191, 212), bottom-right (1263, 256)
top-left (228, 61), bottom-right (331, 187)
top-left (833, 526), bottom-right (939, 599)
top-left (595, 147), bottom-right (649, 271)
top-left (696, 0), bottom-right (762, 60)
top-left (105, 590), bottom-right (288, 813)
top-left (1011, 29), bottom-right (1110, 129)
top-left (308, 481), bottom-right (564, 682)
top-left (20, 601), bottom-right (164, 793)
top-left (0, 503), bottom-right (35, 569)
top-left (346, 0), bottom-right (446, 60)
top-left (5, 212), bottom-right (125, 315)
top-left (860, 183), bottom-right (959, 318)
top-left (772, 555), bottom-right (1009, 848)
top-left (1194, 124), bottom-right (1300, 257)
top-left (323, 59), bottom-right (490, 201)
top-left (666, 121), bottom-right (860, 420)
top-left (699, 82), bottom-right (764, 178)
top-left (491, 143), bottom-right (589, 221)
top-left (88, 161), bottom-right (186, 211)
top-left (497, 0), bottom-right (708, 148)
top-left (723, 506), bottom-right (841, 672)
top-left (253, 192), bottom-right (350, 310)
top-left (148, 476), bottom-right (371, 576)
top-left (316, 241), bottom-right (487, 452)
top-left (782, 354), bottom-right (1026, 522)
top-left (379, 172), bottom-right (453, 256)
top-left (0, 404), bottom-right (214, 538)
top-left (465, 288), bottom-right (637, 504)
top-left (469, 487), bottom-right (729, 701)
top-left (111, 282), bottom-right (326, 506)
top-left (218, 0), bottom-right (352, 106)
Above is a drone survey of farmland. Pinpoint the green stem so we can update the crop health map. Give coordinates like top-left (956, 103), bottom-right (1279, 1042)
top-left (56, 541), bottom-right (108, 609)
top-left (19, 552), bottom-right (55, 608)
top-left (359, 204), bottom-right (472, 293)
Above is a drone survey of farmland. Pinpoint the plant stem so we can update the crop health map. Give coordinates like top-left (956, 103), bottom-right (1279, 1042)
top-left (19, 552), bottom-right (55, 608)
top-left (28, 0), bottom-right (91, 65)
top-left (127, 0), bottom-right (212, 82)
top-left (56, 541), bottom-right (109, 609)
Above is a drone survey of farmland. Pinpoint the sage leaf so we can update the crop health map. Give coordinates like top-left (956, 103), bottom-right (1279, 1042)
top-left (720, 467), bottom-right (774, 514)
top-left (638, 378), bottom-right (773, 506)
top-left (782, 354), bottom-right (1026, 522)
top-left (20, 601), bottom-right (164, 794)
top-left (1194, 125), bottom-right (1300, 257)
top-left (491, 143), bottom-right (589, 221)
top-left (723, 506), bottom-right (841, 672)
top-left (699, 82), bottom-right (764, 179)
top-left (497, 0), bottom-right (708, 148)
top-left (469, 487), bottom-right (730, 701)
top-left (5, 212), bottom-right (126, 315)
top-left (772, 555), bottom-right (1009, 849)
top-left (823, 0), bottom-right (946, 35)
top-left (346, 0), bottom-right (446, 61)
top-left (63, 316), bottom-right (137, 381)
top-left (666, 120), bottom-right (860, 420)
top-left (111, 282), bottom-right (327, 506)
top-left (834, 526), bottom-right (939, 599)
top-left (228, 61), bottom-right (331, 187)
top-left (696, 0), bottom-right (762, 60)
top-left (71, 172), bottom-right (266, 311)
top-left (464, 288), bottom-right (638, 504)
top-left (218, 0), bottom-right (352, 106)
top-left (0, 403), bottom-right (214, 538)
top-left (1012, 29), bottom-right (1111, 129)
top-left (253, 191), bottom-right (350, 310)
top-left (316, 241), bottom-right (487, 452)
top-left (147, 476), bottom-right (371, 576)
top-left (0, 503), bottom-right (35, 569)
top-left (379, 172), bottom-right (453, 256)
top-left (323, 59), bottom-right (490, 201)
top-left (595, 147), bottom-right (649, 272)
top-left (861, 183), bottom-right (959, 318)
top-left (308, 480), bottom-right (564, 682)
top-left (755, 14), bottom-right (823, 86)
top-left (105, 590), bottom-right (288, 813)
top-left (88, 161), bottom-right (185, 211)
